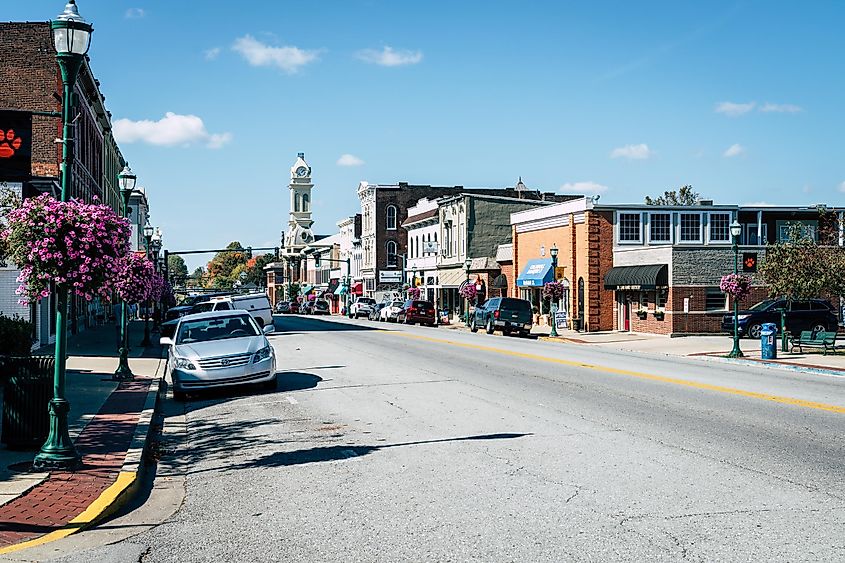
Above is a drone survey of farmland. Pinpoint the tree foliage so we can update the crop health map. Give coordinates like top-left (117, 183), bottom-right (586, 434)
top-left (167, 255), bottom-right (188, 280)
top-left (758, 222), bottom-right (845, 300)
top-left (206, 241), bottom-right (247, 288)
top-left (645, 185), bottom-right (701, 206)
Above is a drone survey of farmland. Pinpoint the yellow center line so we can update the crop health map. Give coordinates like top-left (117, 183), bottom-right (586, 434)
top-left (386, 330), bottom-right (845, 415)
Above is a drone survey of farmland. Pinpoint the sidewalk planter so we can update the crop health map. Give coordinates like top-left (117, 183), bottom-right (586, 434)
top-left (636, 310), bottom-right (648, 320)
top-left (572, 318), bottom-right (582, 332)
top-left (653, 311), bottom-right (665, 321)
top-left (1, 356), bottom-right (55, 449)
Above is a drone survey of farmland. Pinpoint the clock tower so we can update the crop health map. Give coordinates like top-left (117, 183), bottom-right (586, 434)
top-left (284, 152), bottom-right (315, 252)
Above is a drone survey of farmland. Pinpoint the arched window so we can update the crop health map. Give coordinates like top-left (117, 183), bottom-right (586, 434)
top-left (295, 194), bottom-right (301, 212)
top-left (302, 193), bottom-right (310, 212)
top-left (386, 240), bottom-right (398, 266)
top-left (386, 205), bottom-right (397, 230)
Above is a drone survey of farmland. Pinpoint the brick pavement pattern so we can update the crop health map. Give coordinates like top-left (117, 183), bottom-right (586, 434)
top-left (0, 378), bottom-right (152, 548)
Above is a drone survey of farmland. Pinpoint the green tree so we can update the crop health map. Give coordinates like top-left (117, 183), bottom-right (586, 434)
top-left (645, 185), bottom-right (701, 206)
top-left (0, 186), bottom-right (22, 265)
top-left (244, 253), bottom-right (275, 287)
top-left (287, 282), bottom-right (301, 300)
top-left (206, 241), bottom-right (247, 288)
top-left (167, 255), bottom-right (188, 281)
top-left (189, 266), bottom-right (206, 288)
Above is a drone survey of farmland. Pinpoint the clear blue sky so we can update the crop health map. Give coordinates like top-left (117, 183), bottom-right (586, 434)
top-left (10, 1), bottom-right (845, 269)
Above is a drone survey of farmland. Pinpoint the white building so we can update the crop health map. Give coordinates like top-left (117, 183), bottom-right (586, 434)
top-left (404, 198), bottom-right (440, 305)
top-left (128, 188), bottom-right (150, 252)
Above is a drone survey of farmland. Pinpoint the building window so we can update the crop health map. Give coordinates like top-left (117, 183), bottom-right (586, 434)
top-left (708, 213), bottom-right (731, 242)
top-left (705, 288), bottom-right (727, 311)
top-left (386, 205), bottom-right (397, 230)
top-left (679, 213), bottom-right (702, 242)
top-left (618, 213), bottom-right (642, 242)
top-left (302, 193), bottom-right (310, 212)
top-left (295, 194), bottom-right (301, 212)
top-left (386, 240), bottom-right (398, 266)
top-left (656, 289), bottom-right (668, 311)
top-left (649, 213), bottom-right (671, 243)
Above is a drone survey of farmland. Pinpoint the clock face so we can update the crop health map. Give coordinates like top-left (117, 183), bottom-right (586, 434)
top-left (295, 166), bottom-right (308, 177)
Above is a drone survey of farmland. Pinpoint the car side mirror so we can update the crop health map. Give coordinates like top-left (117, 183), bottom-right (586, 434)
top-left (159, 337), bottom-right (174, 347)
top-left (263, 325), bottom-right (275, 335)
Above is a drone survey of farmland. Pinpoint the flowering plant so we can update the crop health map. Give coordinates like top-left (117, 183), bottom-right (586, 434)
top-left (114, 253), bottom-right (157, 304)
top-left (542, 281), bottom-right (566, 301)
top-left (1, 194), bottom-right (130, 304)
top-left (407, 287), bottom-right (421, 300)
top-left (720, 273), bottom-right (752, 301)
top-left (159, 278), bottom-right (177, 307)
top-left (459, 283), bottom-right (477, 301)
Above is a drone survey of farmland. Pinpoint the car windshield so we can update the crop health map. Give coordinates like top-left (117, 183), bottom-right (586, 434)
top-left (391, 301), bottom-right (404, 307)
top-left (413, 301), bottom-right (432, 308)
top-left (176, 314), bottom-right (259, 344)
top-left (501, 298), bottom-right (530, 311)
top-left (360, 298), bottom-right (376, 305)
top-left (191, 302), bottom-right (215, 313)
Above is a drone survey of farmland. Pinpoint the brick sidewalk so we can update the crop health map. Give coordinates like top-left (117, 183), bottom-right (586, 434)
top-left (0, 378), bottom-right (152, 549)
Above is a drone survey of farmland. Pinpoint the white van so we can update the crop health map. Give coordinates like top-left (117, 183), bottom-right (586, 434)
top-left (205, 293), bottom-right (273, 328)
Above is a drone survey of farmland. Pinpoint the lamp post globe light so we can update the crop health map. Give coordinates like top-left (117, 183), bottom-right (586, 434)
top-left (150, 229), bottom-right (162, 332)
top-left (549, 245), bottom-right (559, 338)
top-left (114, 165), bottom-right (136, 380)
top-left (33, 0), bottom-right (94, 471)
top-left (728, 219), bottom-right (744, 358)
top-left (464, 258), bottom-right (472, 326)
top-left (139, 223), bottom-right (155, 347)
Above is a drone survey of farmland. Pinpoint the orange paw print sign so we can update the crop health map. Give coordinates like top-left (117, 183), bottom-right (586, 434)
top-left (0, 129), bottom-right (23, 158)
top-left (0, 110), bottom-right (32, 179)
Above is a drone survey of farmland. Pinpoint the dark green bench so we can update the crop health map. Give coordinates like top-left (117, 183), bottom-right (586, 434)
top-left (790, 330), bottom-right (838, 355)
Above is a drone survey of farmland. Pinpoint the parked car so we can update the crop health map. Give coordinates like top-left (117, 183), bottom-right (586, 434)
top-left (721, 298), bottom-right (838, 339)
top-left (274, 301), bottom-right (291, 314)
top-left (166, 292), bottom-right (234, 321)
top-left (161, 298), bottom-right (235, 338)
top-left (369, 302), bottom-right (388, 321)
top-left (349, 297), bottom-right (377, 319)
top-left (312, 300), bottom-right (330, 315)
top-left (203, 293), bottom-right (273, 328)
top-left (397, 300), bottom-right (437, 326)
top-left (288, 301), bottom-right (300, 314)
top-left (471, 297), bottom-right (533, 337)
top-left (379, 300), bottom-right (405, 322)
top-left (160, 310), bottom-right (276, 401)
top-left (301, 301), bottom-right (315, 315)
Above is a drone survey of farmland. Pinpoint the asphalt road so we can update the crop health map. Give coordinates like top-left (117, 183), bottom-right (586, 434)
top-left (53, 314), bottom-right (845, 562)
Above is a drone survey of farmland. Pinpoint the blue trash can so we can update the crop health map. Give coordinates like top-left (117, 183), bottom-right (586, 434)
top-left (761, 323), bottom-right (777, 360)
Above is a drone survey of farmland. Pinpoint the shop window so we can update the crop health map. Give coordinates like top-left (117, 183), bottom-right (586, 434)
top-left (705, 288), bottom-right (727, 311)
top-left (619, 213), bottom-right (642, 242)
top-left (656, 289), bottom-right (668, 310)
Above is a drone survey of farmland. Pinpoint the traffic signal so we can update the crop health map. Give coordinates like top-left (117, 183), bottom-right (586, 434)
top-left (742, 252), bottom-right (757, 273)
top-left (313, 254), bottom-right (321, 268)
top-left (246, 246), bottom-right (252, 259)
top-left (274, 247), bottom-right (280, 260)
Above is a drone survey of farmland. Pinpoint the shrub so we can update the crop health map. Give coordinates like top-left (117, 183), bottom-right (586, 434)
top-left (0, 314), bottom-right (34, 356)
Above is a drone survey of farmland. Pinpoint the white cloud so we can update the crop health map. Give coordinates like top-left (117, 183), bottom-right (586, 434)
top-left (760, 102), bottom-right (803, 113)
top-left (337, 154), bottom-right (364, 167)
top-left (610, 143), bottom-right (653, 160)
top-left (560, 181), bottom-right (609, 194)
top-left (232, 35), bottom-right (320, 73)
top-left (125, 8), bottom-right (145, 19)
top-left (113, 112), bottom-right (232, 149)
top-left (204, 47), bottom-right (221, 61)
top-left (355, 46), bottom-right (423, 67)
top-left (715, 101), bottom-right (756, 117)
top-left (743, 201), bottom-right (775, 207)
top-left (839, 181), bottom-right (845, 193)
top-left (723, 143), bottom-right (745, 157)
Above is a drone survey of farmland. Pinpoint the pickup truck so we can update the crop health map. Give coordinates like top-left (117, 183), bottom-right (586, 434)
top-left (348, 297), bottom-right (377, 319)
top-left (471, 297), bottom-right (533, 337)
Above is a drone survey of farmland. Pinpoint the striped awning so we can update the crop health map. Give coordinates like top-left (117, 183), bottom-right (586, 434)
top-left (603, 264), bottom-right (668, 290)
top-left (439, 268), bottom-right (467, 288)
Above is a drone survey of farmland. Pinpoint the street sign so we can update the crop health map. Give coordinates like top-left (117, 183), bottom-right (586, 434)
top-left (742, 252), bottom-right (758, 273)
top-left (683, 297), bottom-right (690, 313)
top-left (0, 110), bottom-right (32, 180)
top-left (378, 271), bottom-right (402, 282)
top-left (555, 310), bottom-right (568, 329)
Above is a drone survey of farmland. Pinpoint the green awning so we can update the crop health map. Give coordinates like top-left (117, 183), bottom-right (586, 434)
top-left (604, 264), bottom-right (668, 290)
top-left (334, 285), bottom-right (348, 295)
top-left (299, 284), bottom-right (312, 295)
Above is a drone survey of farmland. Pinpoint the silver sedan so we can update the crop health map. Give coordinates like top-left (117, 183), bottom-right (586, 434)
top-left (160, 310), bottom-right (276, 401)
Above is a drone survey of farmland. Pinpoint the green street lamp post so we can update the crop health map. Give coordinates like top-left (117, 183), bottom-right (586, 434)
top-left (150, 228), bottom-right (162, 332)
top-left (464, 258), bottom-right (472, 326)
top-left (549, 245), bottom-right (559, 338)
top-left (33, 0), bottom-right (93, 471)
top-left (728, 219), bottom-right (744, 358)
top-left (139, 222), bottom-right (154, 347)
top-left (114, 165), bottom-right (136, 380)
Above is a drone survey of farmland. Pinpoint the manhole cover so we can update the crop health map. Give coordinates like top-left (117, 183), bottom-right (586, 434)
top-left (7, 461), bottom-right (35, 473)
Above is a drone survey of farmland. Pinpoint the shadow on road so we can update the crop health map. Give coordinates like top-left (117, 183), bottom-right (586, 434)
top-left (272, 315), bottom-right (381, 333)
top-left (227, 432), bottom-right (532, 470)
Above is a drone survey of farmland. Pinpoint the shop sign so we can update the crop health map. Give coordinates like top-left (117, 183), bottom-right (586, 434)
top-left (379, 270), bottom-right (402, 282)
top-left (0, 111), bottom-right (32, 180)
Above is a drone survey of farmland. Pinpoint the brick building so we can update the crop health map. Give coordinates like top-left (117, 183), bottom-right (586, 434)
top-left (605, 203), bottom-right (844, 335)
top-left (0, 22), bottom-right (128, 347)
top-left (511, 197), bottom-right (615, 332)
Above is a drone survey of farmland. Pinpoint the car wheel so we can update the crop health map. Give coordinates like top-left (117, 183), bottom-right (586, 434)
top-left (520, 330), bottom-right (530, 338)
top-left (811, 323), bottom-right (828, 333)
top-left (173, 390), bottom-right (187, 402)
top-left (470, 317), bottom-right (478, 333)
top-left (486, 318), bottom-right (495, 335)
top-left (747, 323), bottom-right (763, 339)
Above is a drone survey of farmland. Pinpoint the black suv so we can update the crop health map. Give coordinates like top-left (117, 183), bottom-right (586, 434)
top-left (721, 298), bottom-right (839, 339)
top-left (471, 297), bottom-right (533, 337)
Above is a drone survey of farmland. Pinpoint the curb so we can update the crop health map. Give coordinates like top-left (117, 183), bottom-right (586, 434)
top-left (690, 354), bottom-right (845, 378)
top-left (0, 372), bottom-right (164, 556)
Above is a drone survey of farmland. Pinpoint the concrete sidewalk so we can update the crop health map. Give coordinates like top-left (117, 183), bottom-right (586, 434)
top-left (0, 321), bottom-right (163, 555)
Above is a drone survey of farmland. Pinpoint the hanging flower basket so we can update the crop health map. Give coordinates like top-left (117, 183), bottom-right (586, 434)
top-left (459, 283), bottom-right (477, 301)
top-left (114, 253), bottom-right (157, 304)
top-left (1, 194), bottom-right (131, 304)
top-left (719, 273), bottom-right (752, 302)
top-left (542, 281), bottom-right (566, 301)
top-left (636, 309), bottom-right (648, 319)
top-left (407, 287), bottom-right (421, 300)
top-left (653, 310), bottom-right (665, 320)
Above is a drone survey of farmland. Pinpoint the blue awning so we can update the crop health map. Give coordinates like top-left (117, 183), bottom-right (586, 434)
top-left (299, 284), bottom-right (312, 295)
top-left (334, 285), bottom-right (348, 295)
top-left (516, 259), bottom-right (553, 287)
